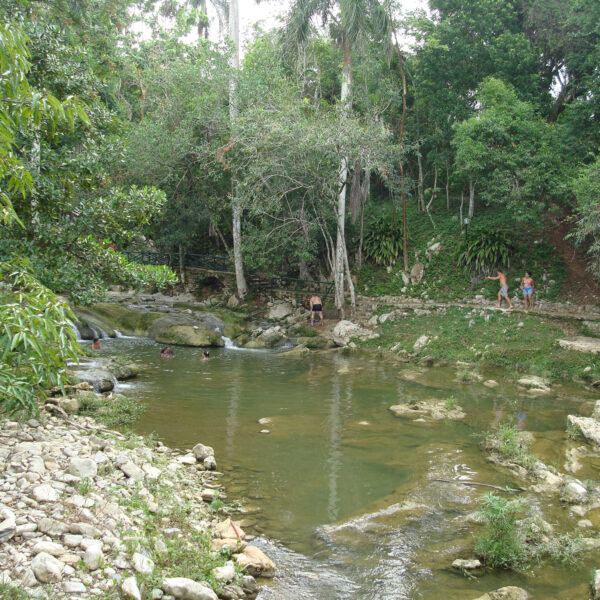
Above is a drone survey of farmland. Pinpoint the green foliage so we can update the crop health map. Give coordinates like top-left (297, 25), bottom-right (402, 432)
top-left (482, 422), bottom-right (536, 471)
top-left (78, 393), bottom-right (145, 429)
top-left (0, 584), bottom-right (34, 600)
top-left (455, 228), bottom-right (515, 275)
top-left (363, 215), bottom-right (403, 267)
top-left (475, 493), bottom-right (525, 569)
top-left (0, 260), bottom-right (80, 414)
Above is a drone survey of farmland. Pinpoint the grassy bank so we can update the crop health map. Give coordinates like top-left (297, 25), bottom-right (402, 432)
top-left (357, 305), bottom-right (599, 381)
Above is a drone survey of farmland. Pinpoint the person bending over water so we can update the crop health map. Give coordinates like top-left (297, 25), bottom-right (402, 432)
top-left (487, 270), bottom-right (513, 309)
top-left (521, 271), bottom-right (534, 312)
top-left (160, 346), bottom-right (175, 359)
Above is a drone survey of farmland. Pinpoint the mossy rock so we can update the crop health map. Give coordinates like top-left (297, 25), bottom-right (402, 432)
top-left (297, 336), bottom-right (333, 349)
top-left (155, 325), bottom-right (224, 347)
top-left (82, 303), bottom-right (163, 336)
top-left (244, 340), bottom-right (268, 349)
top-left (110, 362), bottom-right (141, 381)
top-left (234, 334), bottom-right (250, 346)
top-left (224, 322), bottom-right (245, 339)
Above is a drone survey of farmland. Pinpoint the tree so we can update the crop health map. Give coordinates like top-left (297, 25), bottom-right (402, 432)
top-left (452, 78), bottom-right (564, 222)
top-left (286, 0), bottom-right (391, 316)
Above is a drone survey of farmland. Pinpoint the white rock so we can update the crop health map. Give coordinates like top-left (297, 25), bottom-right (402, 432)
top-left (122, 576), bottom-right (142, 600)
top-left (235, 545), bottom-right (275, 578)
top-left (483, 380), bottom-right (499, 388)
top-left (32, 541), bottom-right (66, 557)
top-left (132, 552), bottom-right (154, 576)
top-left (564, 481), bottom-right (589, 504)
top-left (120, 462), bottom-right (145, 481)
top-left (267, 302), bottom-right (294, 320)
top-left (64, 581), bottom-right (87, 594)
top-left (162, 577), bottom-right (218, 600)
top-left (0, 508), bottom-right (16, 543)
top-left (212, 562), bottom-right (235, 582)
top-left (452, 558), bottom-right (481, 570)
top-left (83, 543), bottom-right (104, 571)
top-left (32, 484), bottom-right (59, 502)
top-left (203, 456), bottom-right (217, 471)
top-left (31, 552), bottom-right (65, 583)
top-left (413, 335), bottom-right (430, 353)
top-left (177, 454), bottom-right (197, 465)
top-left (332, 320), bottom-right (378, 346)
top-left (568, 415), bottom-right (600, 447)
top-left (142, 464), bottom-right (162, 480)
top-left (68, 457), bottom-right (97, 479)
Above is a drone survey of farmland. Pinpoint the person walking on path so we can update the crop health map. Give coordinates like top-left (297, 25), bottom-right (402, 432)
top-left (309, 294), bottom-right (324, 326)
top-left (487, 270), bottom-right (513, 309)
top-left (521, 271), bottom-right (534, 312)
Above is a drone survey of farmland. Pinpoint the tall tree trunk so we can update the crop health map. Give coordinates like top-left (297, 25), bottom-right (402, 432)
top-left (459, 192), bottom-right (464, 231)
top-left (334, 41), bottom-right (353, 318)
top-left (391, 23), bottom-right (409, 272)
top-left (417, 154), bottom-right (425, 211)
top-left (468, 179), bottom-right (475, 220)
top-left (446, 160), bottom-right (450, 211)
top-left (178, 245), bottom-right (186, 284)
top-left (356, 199), bottom-right (365, 268)
top-left (198, 0), bottom-right (209, 39)
top-left (228, 0), bottom-right (247, 299)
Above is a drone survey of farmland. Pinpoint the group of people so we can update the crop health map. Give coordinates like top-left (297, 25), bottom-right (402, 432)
top-left (488, 270), bottom-right (535, 311)
top-left (159, 347), bottom-right (209, 360)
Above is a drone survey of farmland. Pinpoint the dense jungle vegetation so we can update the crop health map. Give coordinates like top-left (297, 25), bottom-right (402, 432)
top-left (1, 0), bottom-right (600, 411)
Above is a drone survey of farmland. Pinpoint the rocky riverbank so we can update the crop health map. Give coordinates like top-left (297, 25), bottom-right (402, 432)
top-left (0, 408), bottom-right (275, 600)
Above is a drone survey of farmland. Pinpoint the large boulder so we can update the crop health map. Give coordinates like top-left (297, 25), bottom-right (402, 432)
top-left (31, 552), bottom-right (64, 583)
top-left (267, 302), bottom-right (294, 321)
top-left (235, 546), bottom-right (275, 578)
top-left (76, 303), bottom-right (163, 337)
top-left (410, 262), bottom-right (425, 284)
top-left (162, 577), bottom-right (218, 600)
top-left (150, 316), bottom-right (224, 347)
top-left (567, 415), bottom-right (600, 447)
top-left (332, 321), bottom-right (379, 347)
top-left (73, 368), bottom-right (114, 393)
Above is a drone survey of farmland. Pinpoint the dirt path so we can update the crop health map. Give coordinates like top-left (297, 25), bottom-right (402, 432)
top-left (547, 214), bottom-right (600, 304)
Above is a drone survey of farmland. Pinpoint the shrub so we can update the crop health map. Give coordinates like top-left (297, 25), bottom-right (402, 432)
top-left (363, 215), bottom-right (404, 267)
top-left (455, 228), bottom-right (515, 275)
top-left (475, 493), bottom-right (525, 568)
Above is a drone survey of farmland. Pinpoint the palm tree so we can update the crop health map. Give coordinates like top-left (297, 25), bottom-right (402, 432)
top-left (286, 0), bottom-right (391, 317)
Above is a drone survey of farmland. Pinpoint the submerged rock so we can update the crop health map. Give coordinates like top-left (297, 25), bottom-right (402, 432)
top-left (471, 587), bottom-right (528, 600)
top-left (452, 558), bottom-right (481, 570)
top-left (389, 400), bottom-right (465, 421)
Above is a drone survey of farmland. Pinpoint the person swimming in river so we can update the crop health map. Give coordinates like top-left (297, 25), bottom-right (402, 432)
top-left (91, 337), bottom-right (102, 350)
top-left (160, 346), bottom-right (175, 359)
top-left (202, 351), bottom-right (210, 361)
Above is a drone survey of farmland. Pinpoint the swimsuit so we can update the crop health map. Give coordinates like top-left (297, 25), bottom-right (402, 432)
top-left (499, 285), bottom-right (508, 296)
top-left (312, 304), bottom-right (322, 312)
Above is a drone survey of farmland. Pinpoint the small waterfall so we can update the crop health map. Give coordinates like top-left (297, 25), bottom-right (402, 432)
top-left (222, 336), bottom-right (236, 348)
top-left (114, 329), bottom-right (124, 338)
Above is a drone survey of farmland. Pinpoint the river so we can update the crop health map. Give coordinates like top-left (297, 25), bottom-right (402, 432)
top-left (98, 336), bottom-right (599, 600)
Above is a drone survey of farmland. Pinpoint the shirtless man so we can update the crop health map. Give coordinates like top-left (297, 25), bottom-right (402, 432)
top-left (309, 294), bottom-right (324, 326)
top-left (487, 270), bottom-right (513, 309)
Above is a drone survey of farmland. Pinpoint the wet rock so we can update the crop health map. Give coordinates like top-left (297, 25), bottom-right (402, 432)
top-left (68, 457), bottom-right (97, 479)
top-left (567, 415), bottom-right (600, 447)
top-left (241, 575), bottom-right (258, 595)
top-left (73, 369), bottom-right (115, 393)
top-left (192, 444), bottom-right (214, 462)
top-left (517, 376), bottom-right (550, 393)
top-left (132, 552), bottom-right (154, 576)
top-left (162, 577), bottom-right (218, 600)
top-left (235, 546), bottom-right (275, 578)
top-left (122, 576), bottom-right (142, 600)
top-left (31, 552), bottom-right (65, 583)
top-left (563, 481), bottom-right (589, 504)
top-left (389, 400), bottom-right (465, 421)
top-left (483, 380), bottom-right (499, 388)
top-left (471, 587), bottom-right (528, 600)
top-left (452, 558), bottom-right (481, 570)
top-left (203, 456), bottom-right (217, 471)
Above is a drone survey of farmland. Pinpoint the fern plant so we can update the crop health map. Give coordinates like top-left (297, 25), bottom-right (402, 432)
top-left (363, 215), bottom-right (404, 267)
top-left (455, 228), bottom-right (515, 275)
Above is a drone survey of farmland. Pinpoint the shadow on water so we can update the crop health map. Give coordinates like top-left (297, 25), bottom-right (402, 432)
top-left (98, 337), bottom-right (598, 600)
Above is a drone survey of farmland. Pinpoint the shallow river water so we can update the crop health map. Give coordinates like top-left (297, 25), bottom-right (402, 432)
top-left (98, 337), bottom-right (599, 600)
